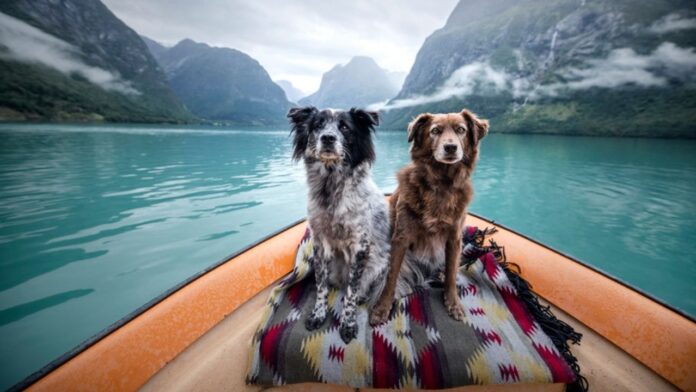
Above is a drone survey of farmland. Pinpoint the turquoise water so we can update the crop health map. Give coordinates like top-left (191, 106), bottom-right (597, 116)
top-left (0, 123), bottom-right (694, 389)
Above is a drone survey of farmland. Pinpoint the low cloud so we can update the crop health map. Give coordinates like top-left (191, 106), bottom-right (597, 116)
top-left (649, 12), bottom-right (696, 34)
top-left (370, 62), bottom-right (509, 111)
top-left (372, 42), bottom-right (696, 111)
top-left (0, 11), bottom-right (139, 95)
top-left (545, 42), bottom-right (696, 94)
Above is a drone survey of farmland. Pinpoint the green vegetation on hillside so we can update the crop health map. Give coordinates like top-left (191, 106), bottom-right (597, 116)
top-left (0, 61), bottom-right (192, 123)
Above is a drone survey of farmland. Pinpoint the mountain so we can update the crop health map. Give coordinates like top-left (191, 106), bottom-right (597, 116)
top-left (0, 0), bottom-right (192, 123)
top-left (382, 0), bottom-right (696, 138)
top-left (275, 80), bottom-right (305, 103)
top-left (300, 56), bottom-right (401, 109)
top-left (140, 35), bottom-right (168, 59)
top-left (148, 38), bottom-right (291, 125)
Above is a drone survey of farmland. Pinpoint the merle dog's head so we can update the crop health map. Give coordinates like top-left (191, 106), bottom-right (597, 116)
top-left (287, 107), bottom-right (380, 168)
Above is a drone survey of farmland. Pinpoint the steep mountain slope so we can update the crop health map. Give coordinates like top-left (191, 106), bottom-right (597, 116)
top-left (140, 35), bottom-right (168, 59)
top-left (0, 0), bottom-right (191, 123)
top-left (151, 39), bottom-right (291, 125)
top-left (300, 56), bottom-right (401, 109)
top-left (275, 80), bottom-right (305, 103)
top-left (382, 0), bottom-right (696, 137)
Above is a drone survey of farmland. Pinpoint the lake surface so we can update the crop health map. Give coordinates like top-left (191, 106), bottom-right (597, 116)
top-left (0, 123), bottom-right (694, 389)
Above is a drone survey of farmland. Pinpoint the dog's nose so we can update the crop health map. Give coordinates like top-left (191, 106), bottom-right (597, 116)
top-left (320, 134), bottom-right (336, 144)
top-left (444, 144), bottom-right (458, 154)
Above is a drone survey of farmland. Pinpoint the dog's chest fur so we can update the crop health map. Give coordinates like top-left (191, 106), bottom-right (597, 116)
top-left (305, 161), bottom-right (379, 263)
top-left (412, 164), bottom-right (471, 233)
top-left (398, 163), bottom-right (472, 265)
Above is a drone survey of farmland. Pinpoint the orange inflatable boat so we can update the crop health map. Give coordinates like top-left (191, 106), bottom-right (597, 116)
top-left (15, 210), bottom-right (696, 392)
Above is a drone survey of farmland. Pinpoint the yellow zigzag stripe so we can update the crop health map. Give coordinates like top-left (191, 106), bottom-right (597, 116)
top-left (466, 346), bottom-right (495, 385)
top-left (301, 331), bottom-right (326, 381)
top-left (342, 341), bottom-right (371, 385)
top-left (511, 351), bottom-right (552, 382)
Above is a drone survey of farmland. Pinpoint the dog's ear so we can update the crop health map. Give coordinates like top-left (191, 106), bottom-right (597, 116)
top-left (287, 106), bottom-right (317, 125)
top-left (287, 106), bottom-right (317, 162)
top-left (407, 113), bottom-right (432, 146)
top-left (349, 108), bottom-right (380, 130)
top-left (348, 108), bottom-right (377, 167)
top-left (461, 109), bottom-right (488, 145)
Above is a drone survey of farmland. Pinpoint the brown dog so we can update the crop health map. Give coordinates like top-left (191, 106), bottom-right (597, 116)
top-left (369, 109), bottom-right (488, 325)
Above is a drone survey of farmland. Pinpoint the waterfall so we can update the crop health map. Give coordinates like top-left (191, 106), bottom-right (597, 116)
top-left (548, 30), bottom-right (559, 63)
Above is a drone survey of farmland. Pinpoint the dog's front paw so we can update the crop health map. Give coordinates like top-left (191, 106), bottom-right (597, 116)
top-left (444, 292), bottom-right (465, 321)
top-left (339, 322), bottom-right (358, 344)
top-left (369, 303), bottom-right (391, 326)
top-left (305, 313), bottom-right (326, 331)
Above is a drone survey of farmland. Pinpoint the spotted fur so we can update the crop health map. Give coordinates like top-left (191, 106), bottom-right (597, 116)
top-left (288, 106), bottom-right (390, 343)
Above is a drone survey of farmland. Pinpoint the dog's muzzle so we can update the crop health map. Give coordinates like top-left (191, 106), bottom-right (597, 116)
top-left (437, 143), bottom-right (463, 164)
top-left (318, 138), bottom-right (340, 163)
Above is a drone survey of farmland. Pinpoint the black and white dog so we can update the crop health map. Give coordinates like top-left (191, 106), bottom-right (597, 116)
top-left (288, 106), bottom-right (390, 343)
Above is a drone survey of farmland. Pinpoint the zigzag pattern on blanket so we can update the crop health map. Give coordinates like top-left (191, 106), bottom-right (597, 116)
top-left (246, 227), bottom-right (582, 389)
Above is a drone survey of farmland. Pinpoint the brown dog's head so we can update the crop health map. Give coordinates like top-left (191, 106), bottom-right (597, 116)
top-left (407, 109), bottom-right (489, 165)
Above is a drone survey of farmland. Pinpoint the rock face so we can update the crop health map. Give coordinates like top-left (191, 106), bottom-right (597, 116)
top-left (300, 56), bottom-right (401, 109)
top-left (383, 0), bottom-right (696, 137)
top-left (149, 38), bottom-right (292, 125)
top-left (275, 80), bottom-right (306, 103)
top-left (0, 0), bottom-right (192, 122)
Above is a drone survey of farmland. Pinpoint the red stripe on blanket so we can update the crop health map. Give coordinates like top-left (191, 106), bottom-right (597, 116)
top-left (407, 292), bottom-right (428, 325)
top-left (286, 282), bottom-right (307, 308)
top-left (260, 322), bottom-right (289, 370)
top-left (498, 364), bottom-right (520, 382)
top-left (535, 343), bottom-right (576, 383)
top-left (482, 252), bottom-right (504, 284)
top-left (483, 253), bottom-right (576, 383)
top-left (417, 344), bottom-right (443, 389)
top-left (372, 330), bottom-right (399, 388)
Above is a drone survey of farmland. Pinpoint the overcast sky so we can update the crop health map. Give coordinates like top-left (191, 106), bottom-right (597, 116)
top-left (101, 0), bottom-right (458, 94)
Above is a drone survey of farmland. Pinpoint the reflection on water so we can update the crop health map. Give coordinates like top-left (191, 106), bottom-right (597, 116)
top-left (0, 124), bottom-right (694, 389)
top-left (0, 289), bottom-right (94, 327)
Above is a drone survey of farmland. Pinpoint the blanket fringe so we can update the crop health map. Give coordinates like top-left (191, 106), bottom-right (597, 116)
top-left (463, 227), bottom-right (589, 392)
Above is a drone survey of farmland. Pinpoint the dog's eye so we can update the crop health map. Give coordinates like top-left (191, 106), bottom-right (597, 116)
top-left (430, 127), bottom-right (441, 135)
top-left (339, 124), bottom-right (349, 132)
top-left (456, 126), bottom-right (466, 134)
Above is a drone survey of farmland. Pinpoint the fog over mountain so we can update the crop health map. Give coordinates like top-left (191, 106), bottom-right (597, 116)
top-left (386, 71), bottom-right (408, 92)
top-left (275, 80), bottom-right (306, 103)
top-left (380, 0), bottom-right (696, 137)
top-left (0, 0), bottom-right (191, 122)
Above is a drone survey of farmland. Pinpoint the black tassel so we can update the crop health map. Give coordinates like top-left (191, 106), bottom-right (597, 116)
top-left (462, 227), bottom-right (589, 392)
top-left (501, 261), bottom-right (588, 392)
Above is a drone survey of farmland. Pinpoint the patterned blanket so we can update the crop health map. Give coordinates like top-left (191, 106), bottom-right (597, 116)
top-left (247, 227), bottom-right (585, 390)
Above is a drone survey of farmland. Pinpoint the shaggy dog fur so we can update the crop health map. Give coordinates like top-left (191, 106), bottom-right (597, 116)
top-left (288, 106), bottom-right (390, 343)
top-left (369, 109), bottom-right (489, 326)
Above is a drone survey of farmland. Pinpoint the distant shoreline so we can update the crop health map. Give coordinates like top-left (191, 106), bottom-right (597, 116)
top-left (1, 121), bottom-right (694, 140)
